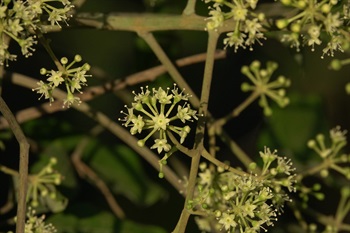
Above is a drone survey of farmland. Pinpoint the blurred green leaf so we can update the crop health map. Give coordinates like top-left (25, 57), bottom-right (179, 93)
top-left (48, 203), bottom-right (167, 233)
top-left (258, 93), bottom-right (324, 155)
top-left (87, 143), bottom-right (165, 206)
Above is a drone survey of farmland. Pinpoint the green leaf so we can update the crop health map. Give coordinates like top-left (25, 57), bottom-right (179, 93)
top-left (87, 143), bottom-right (165, 206)
top-left (48, 203), bottom-right (167, 233)
top-left (258, 93), bottom-right (324, 155)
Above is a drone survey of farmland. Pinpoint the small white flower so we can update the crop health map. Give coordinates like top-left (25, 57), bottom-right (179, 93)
top-left (47, 70), bottom-right (64, 87)
top-left (232, 5), bottom-right (248, 21)
top-left (0, 5), bottom-right (7, 18)
top-left (32, 81), bottom-right (51, 100)
top-left (153, 113), bottom-right (170, 130)
top-left (130, 115), bottom-right (145, 135)
top-left (218, 212), bottom-right (237, 231)
top-left (8, 18), bottom-right (24, 36)
top-left (151, 139), bottom-right (171, 154)
top-left (330, 126), bottom-right (347, 143)
top-left (224, 31), bottom-right (246, 51)
top-left (199, 169), bottom-right (212, 186)
top-left (63, 92), bottom-right (81, 108)
top-left (154, 87), bottom-right (173, 104)
top-left (206, 6), bottom-right (225, 30)
top-left (307, 25), bottom-right (322, 49)
top-left (177, 105), bottom-right (193, 123)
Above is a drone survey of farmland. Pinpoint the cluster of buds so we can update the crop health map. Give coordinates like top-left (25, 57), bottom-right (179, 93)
top-left (193, 147), bottom-right (296, 233)
top-left (0, 0), bottom-right (74, 66)
top-left (27, 157), bottom-right (63, 208)
top-left (307, 126), bottom-right (350, 179)
top-left (203, 0), bottom-right (266, 51)
top-left (276, 0), bottom-right (350, 57)
top-left (32, 54), bottom-right (91, 108)
top-left (119, 84), bottom-right (198, 155)
top-left (7, 207), bottom-right (57, 233)
top-left (240, 60), bottom-right (291, 116)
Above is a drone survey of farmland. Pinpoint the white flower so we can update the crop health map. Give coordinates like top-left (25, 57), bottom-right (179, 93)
top-left (177, 105), bottom-right (193, 123)
top-left (18, 36), bottom-right (37, 57)
top-left (199, 169), bottom-right (212, 186)
top-left (153, 113), bottom-right (170, 130)
top-left (206, 6), bottom-right (225, 30)
top-left (232, 5), bottom-right (248, 21)
top-left (307, 25), bottom-right (322, 49)
top-left (179, 126), bottom-right (191, 144)
top-left (130, 115), bottom-right (145, 135)
top-left (32, 81), bottom-right (51, 100)
top-left (133, 86), bottom-right (151, 103)
top-left (330, 126), bottom-right (347, 144)
top-left (218, 212), bottom-right (237, 231)
top-left (154, 87), bottom-right (173, 104)
top-left (151, 139), bottom-right (171, 154)
top-left (63, 92), bottom-right (81, 108)
top-left (0, 5), bottom-right (7, 18)
top-left (242, 202), bottom-right (257, 218)
top-left (47, 70), bottom-right (64, 87)
top-left (8, 18), bottom-right (24, 36)
top-left (224, 31), bottom-right (246, 51)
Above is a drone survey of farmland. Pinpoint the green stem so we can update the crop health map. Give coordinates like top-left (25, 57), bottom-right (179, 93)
top-left (218, 130), bottom-right (254, 169)
top-left (167, 131), bottom-right (195, 157)
top-left (183, 0), bottom-right (197, 15)
top-left (172, 29), bottom-right (219, 233)
top-left (0, 97), bottom-right (29, 233)
top-left (36, 31), bottom-right (63, 71)
top-left (138, 32), bottom-right (200, 109)
top-left (202, 149), bottom-right (248, 176)
top-left (0, 165), bottom-right (20, 177)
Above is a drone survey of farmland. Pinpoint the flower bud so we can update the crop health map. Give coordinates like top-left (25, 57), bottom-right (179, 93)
top-left (60, 57), bottom-right (68, 65)
top-left (276, 19), bottom-right (289, 29)
top-left (74, 54), bottom-right (82, 62)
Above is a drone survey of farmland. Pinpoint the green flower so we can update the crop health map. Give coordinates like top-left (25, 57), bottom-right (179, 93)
top-left (240, 60), bottom-right (291, 116)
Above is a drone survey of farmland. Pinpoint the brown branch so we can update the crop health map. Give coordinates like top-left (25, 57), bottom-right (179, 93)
top-left (71, 125), bottom-right (125, 219)
top-left (0, 97), bottom-right (29, 233)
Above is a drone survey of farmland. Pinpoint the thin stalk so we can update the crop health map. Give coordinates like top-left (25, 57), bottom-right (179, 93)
top-left (183, 0), bottom-right (197, 15)
top-left (138, 32), bottom-right (200, 109)
top-left (0, 97), bottom-right (29, 233)
top-left (172, 29), bottom-right (219, 233)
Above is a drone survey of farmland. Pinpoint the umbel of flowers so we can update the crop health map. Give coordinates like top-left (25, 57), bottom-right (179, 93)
top-left (203, 0), bottom-right (266, 52)
top-left (193, 147), bottom-right (296, 233)
top-left (240, 60), bottom-right (291, 116)
top-left (0, 0), bottom-right (74, 66)
top-left (32, 54), bottom-right (91, 108)
top-left (27, 157), bottom-right (63, 208)
top-left (119, 84), bottom-right (198, 154)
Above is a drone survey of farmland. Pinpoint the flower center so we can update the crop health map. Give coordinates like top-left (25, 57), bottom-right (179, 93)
top-left (153, 113), bottom-right (170, 130)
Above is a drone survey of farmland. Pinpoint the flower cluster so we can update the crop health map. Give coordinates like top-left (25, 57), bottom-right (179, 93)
top-left (32, 55), bottom-right (91, 108)
top-left (7, 207), bottom-right (57, 233)
top-left (27, 157), bottom-right (63, 208)
top-left (203, 0), bottom-right (266, 51)
top-left (119, 84), bottom-right (198, 154)
top-left (240, 60), bottom-right (291, 116)
top-left (276, 0), bottom-right (350, 57)
top-left (307, 126), bottom-right (350, 179)
top-left (193, 147), bottom-right (296, 233)
top-left (0, 0), bottom-right (74, 66)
